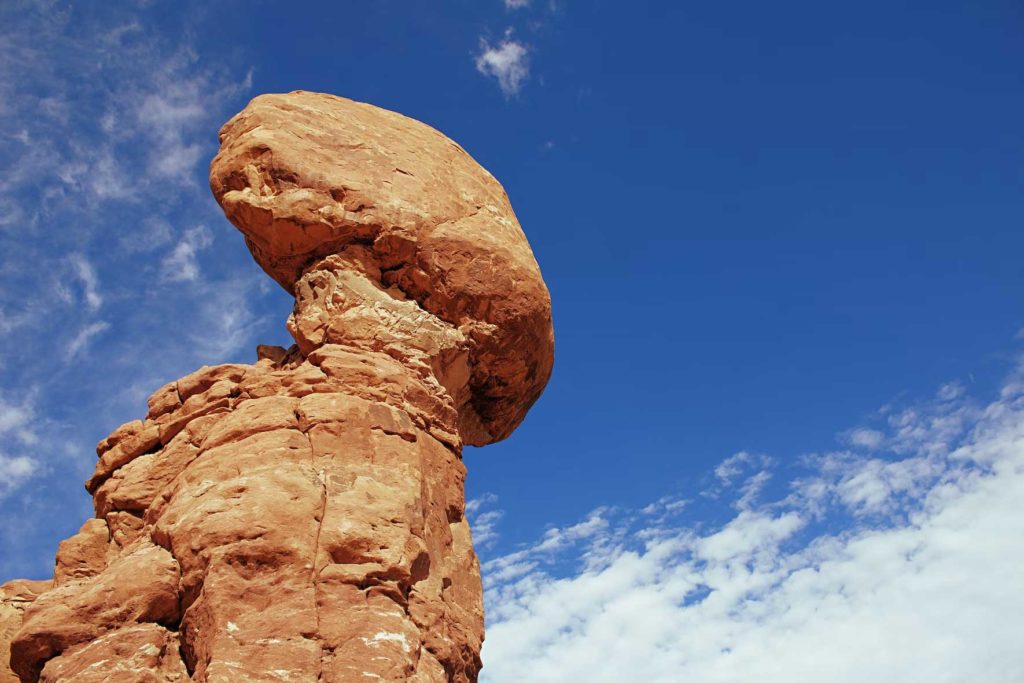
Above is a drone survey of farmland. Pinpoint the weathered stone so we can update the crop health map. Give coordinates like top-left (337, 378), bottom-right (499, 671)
top-left (10, 542), bottom-right (181, 682)
top-left (210, 91), bottom-right (553, 445)
top-left (86, 421), bottom-right (161, 493)
top-left (38, 624), bottom-right (188, 683)
top-left (0, 580), bottom-right (50, 683)
top-left (52, 519), bottom-right (110, 587)
top-left (145, 382), bottom-right (181, 421)
top-left (3, 91), bottom-right (552, 682)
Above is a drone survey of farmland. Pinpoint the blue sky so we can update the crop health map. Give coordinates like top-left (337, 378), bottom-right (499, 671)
top-left (1, 0), bottom-right (1023, 680)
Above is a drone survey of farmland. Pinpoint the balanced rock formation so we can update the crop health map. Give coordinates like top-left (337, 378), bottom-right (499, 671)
top-left (1, 91), bottom-right (553, 682)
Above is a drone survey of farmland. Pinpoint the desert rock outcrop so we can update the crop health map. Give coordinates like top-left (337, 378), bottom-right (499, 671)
top-left (1, 91), bottom-right (553, 682)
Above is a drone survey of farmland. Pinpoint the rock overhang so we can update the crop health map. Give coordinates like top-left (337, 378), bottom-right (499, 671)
top-left (209, 90), bottom-right (554, 446)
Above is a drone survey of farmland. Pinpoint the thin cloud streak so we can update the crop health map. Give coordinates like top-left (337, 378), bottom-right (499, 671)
top-left (66, 321), bottom-right (110, 359)
top-left (70, 254), bottom-right (103, 311)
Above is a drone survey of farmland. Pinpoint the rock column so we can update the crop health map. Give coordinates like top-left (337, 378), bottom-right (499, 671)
top-left (1, 91), bottom-right (553, 683)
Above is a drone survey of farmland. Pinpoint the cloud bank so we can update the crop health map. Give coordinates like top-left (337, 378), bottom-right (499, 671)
top-left (474, 365), bottom-right (1024, 682)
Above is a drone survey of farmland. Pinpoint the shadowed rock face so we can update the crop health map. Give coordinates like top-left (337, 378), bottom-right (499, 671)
top-left (1, 92), bottom-right (553, 683)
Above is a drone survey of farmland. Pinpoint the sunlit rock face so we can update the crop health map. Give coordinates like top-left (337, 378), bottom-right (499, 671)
top-left (1, 91), bottom-right (553, 683)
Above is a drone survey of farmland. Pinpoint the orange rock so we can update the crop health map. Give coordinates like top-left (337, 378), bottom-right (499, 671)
top-left (210, 91), bottom-right (554, 445)
top-left (1, 581), bottom-right (51, 683)
top-left (38, 624), bottom-right (188, 682)
top-left (3, 92), bottom-right (553, 682)
top-left (10, 542), bottom-right (181, 681)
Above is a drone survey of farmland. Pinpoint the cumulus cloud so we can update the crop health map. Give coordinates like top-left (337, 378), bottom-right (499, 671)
top-left (475, 32), bottom-right (530, 97)
top-left (478, 367), bottom-right (1024, 683)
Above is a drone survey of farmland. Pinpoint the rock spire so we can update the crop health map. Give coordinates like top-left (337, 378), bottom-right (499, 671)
top-left (0, 91), bottom-right (553, 682)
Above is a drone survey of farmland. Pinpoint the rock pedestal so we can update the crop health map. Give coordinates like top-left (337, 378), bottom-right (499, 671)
top-left (1, 92), bottom-right (553, 682)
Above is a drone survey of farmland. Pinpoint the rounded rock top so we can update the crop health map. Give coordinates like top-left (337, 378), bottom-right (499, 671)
top-left (209, 91), bottom-right (554, 446)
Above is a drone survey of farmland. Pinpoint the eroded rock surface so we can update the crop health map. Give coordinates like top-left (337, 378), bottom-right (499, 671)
top-left (1, 91), bottom-right (553, 682)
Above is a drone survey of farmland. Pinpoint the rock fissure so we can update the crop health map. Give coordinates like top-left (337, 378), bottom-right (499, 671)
top-left (312, 464), bottom-right (329, 683)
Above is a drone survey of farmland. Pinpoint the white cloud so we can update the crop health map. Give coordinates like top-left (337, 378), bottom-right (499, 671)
top-left (735, 469), bottom-right (772, 510)
top-left (842, 426), bottom-right (885, 450)
top-left (474, 510), bottom-right (505, 548)
top-left (708, 451), bottom-right (775, 509)
top-left (505, 0), bottom-right (530, 8)
top-left (66, 321), bottom-right (110, 359)
top-left (160, 224), bottom-right (213, 283)
top-left (70, 254), bottom-right (102, 311)
top-left (136, 57), bottom-right (252, 184)
top-left (478, 363), bottom-right (1024, 683)
top-left (714, 450), bottom-right (755, 482)
top-left (467, 493), bottom-right (504, 547)
top-left (0, 453), bottom-right (38, 498)
top-left (467, 492), bottom-right (499, 516)
top-left (0, 391), bottom-right (41, 499)
top-left (0, 394), bottom-right (37, 444)
top-left (937, 381), bottom-right (964, 401)
top-left (640, 495), bottom-right (689, 518)
top-left (475, 33), bottom-right (530, 97)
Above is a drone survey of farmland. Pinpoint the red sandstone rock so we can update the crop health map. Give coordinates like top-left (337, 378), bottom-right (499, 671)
top-left (209, 92), bottom-right (554, 446)
top-left (1, 91), bottom-right (553, 682)
top-left (0, 581), bottom-right (50, 683)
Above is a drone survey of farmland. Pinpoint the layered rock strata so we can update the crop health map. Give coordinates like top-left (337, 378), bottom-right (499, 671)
top-left (1, 91), bottom-right (553, 682)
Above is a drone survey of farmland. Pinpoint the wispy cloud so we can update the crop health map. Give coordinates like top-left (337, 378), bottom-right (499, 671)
top-left (467, 494), bottom-right (504, 549)
top-left (937, 381), bottom-right (964, 401)
top-left (119, 215), bottom-right (174, 253)
top-left (70, 254), bottom-right (103, 311)
top-left (478, 369), bottom-right (1024, 682)
top-left (160, 224), bottom-right (213, 283)
top-left (475, 31), bottom-right (530, 97)
top-left (0, 391), bottom-right (41, 498)
top-left (0, 393), bottom-right (37, 445)
top-left (505, 0), bottom-right (530, 8)
top-left (66, 321), bottom-right (110, 359)
top-left (0, 5), bottom-right (262, 578)
top-left (714, 450), bottom-right (762, 483)
top-left (841, 426), bottom-right (885, 450)
top-left (189, 276), bottom-right (264, 361)
top-left (0, 6), bottom-right (256, 365)
top-left (0, 453), bottom-right (37, 499)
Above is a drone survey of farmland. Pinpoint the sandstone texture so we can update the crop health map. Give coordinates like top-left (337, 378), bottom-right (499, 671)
top-left (1, 91), bottom-right (553, 682)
